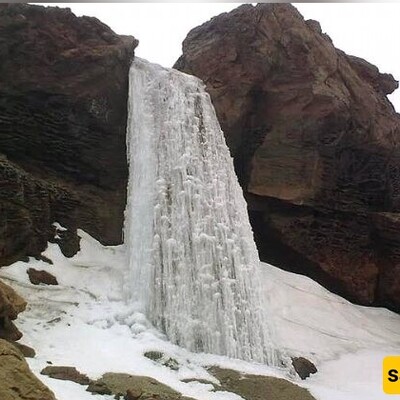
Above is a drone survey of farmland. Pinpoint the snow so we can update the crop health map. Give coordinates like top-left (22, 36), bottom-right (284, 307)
top-left (1, 230), bottom-right (399, 400)
top-left (304, 350), bottom-right (393, 400)
top-left (263, 264), bottom-right (400, 362)
top-left (125, 58), bottom-right (277, 364)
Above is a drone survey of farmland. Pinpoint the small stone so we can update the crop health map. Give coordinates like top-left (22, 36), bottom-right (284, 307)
top-left (41, 366), bottom-right (91, 385)
top-left (163, 358), bottom-right (179, 371)
top-left (291, 357), bottom-right (318, 380)
top-left (144, 351), bottom-right (163, 361)
top-left (27, 268), bottom-right (58, 286)
top-left (144, 351), bottom-right (179, 371)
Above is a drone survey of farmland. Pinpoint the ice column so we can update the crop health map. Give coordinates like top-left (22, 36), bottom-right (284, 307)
top-left (124, 58), bottom-right (278, 364)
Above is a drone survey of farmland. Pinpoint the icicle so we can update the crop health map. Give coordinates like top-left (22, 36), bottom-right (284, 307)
top-left (124, 58), bottom-right (278, 364)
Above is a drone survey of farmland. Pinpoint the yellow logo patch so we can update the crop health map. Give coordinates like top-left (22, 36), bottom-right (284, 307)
top-left (383, 356), bottom-right (400, 394)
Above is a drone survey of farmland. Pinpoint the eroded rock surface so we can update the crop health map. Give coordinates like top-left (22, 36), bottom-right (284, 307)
top-left (0, 339), bottom-right (56, 400)
top-left (176, 3), bottom-right (400, 311)
top-left (0, 3), bottom-right (137, 266)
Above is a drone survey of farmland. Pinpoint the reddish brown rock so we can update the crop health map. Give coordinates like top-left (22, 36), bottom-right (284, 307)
top-left (27, 268), bottom-right (58, 286)
top-left (0, 4), bottom-right (137, 266)
top-left (176, 3), bottom-right (400, 311)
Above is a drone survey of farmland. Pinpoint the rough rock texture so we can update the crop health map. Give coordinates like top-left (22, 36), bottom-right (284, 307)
top-left (0, 339), bottom-right (56, 400)
top-left (41, 365), bottom-right (90, 385)
top-left (208, 366), bottom-right (316, 400)
top-left (176, 3), bottom-right (400, 311)
top-left (0, 3), bottom-right (137, 267)
top-left (27, 268), bottom-right (58, 286)
top-left (0, 280), bottom-right (26, 341)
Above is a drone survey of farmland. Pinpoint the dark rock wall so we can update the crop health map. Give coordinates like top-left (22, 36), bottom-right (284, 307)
top-left (176, 3), bottom-right (400, 311)
top-left (0, 4), bottom-right (137, 265)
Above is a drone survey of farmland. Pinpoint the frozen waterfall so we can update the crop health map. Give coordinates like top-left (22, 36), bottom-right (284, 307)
top-left (124, 58), bottom-right (278, 364)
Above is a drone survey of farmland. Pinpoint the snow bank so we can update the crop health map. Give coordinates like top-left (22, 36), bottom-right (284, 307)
top-left (0, 230), bottom-right (398, 400)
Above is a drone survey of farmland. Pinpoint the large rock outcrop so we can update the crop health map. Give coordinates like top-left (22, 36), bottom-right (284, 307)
top-left (0, 339), bottom-right (56, 400)
top-left (176, 3), bottom-right (400, 311)
top-left (0, 4), bottom-right (137, 266)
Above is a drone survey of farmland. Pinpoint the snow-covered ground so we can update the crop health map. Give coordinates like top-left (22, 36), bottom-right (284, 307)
top-left (1, 228), bottom-right (399, 400)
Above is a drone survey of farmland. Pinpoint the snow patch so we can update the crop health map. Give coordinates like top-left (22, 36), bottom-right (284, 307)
top-left (0, 231), bottom-right (399, 400)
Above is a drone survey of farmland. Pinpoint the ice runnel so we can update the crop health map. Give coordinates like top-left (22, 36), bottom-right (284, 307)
top-left (124, 58), bottom-right (278, 364)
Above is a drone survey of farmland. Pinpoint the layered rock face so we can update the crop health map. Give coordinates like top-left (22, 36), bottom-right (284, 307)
top-left (0, 4), bottom-right (137, 266)
top-left (176, 3), bottom-right (400, 311)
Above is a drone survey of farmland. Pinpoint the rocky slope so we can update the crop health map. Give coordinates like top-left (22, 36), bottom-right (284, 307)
top-left (176, 3), bottom-right (400, 311)
top-left (0, 4), bottom-right (137, 267)
top-left (0, 339), bottom-right (56, 400)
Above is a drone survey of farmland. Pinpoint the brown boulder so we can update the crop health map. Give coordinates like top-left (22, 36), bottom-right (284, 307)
top-left (0, 280), bottom-right (26, 341)
top-left (87, 373), bottom-right (194, 400)
top-left (41, 365), bottom-right (90, 385)
top-left (291, 357), bottom-right (318, 380)
top-left (0, 4), bottom-right (137, 266)
top-left (0, 280), bottom-right (26, 319)
top-left (27, 268), bottom-right (58, 286)
top-left (0, 339), bottom-right (56, 400)
top-left (176, 3), bottom-right (400, 311)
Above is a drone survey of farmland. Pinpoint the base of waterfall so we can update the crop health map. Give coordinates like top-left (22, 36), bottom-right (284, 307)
top-left (1, 229), bottom-right (399, 400)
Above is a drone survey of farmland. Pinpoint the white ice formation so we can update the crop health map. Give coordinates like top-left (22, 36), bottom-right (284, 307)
top-left (124, 58), bottom-right (278, 364)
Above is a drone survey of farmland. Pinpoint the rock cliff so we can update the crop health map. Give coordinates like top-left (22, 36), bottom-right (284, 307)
top-left (176, 3), bottom-right (400, 311)
top-left (2, 3), bottom-right (400, 314)
top-left (0, 4), bottom-right (137, 266)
